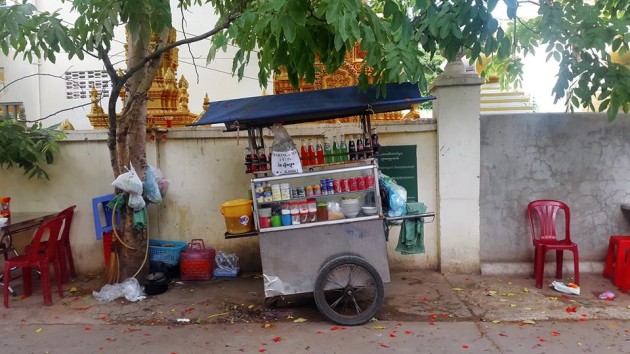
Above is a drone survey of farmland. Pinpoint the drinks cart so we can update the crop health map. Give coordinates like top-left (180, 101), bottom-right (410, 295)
top-left (191, 83), bottom-right (435, 325)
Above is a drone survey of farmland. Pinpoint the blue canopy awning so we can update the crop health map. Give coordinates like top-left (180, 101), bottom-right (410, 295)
top-left (189, 82), bottom-right (434, 131)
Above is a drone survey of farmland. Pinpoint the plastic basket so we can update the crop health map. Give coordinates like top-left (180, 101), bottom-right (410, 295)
top-left (180, 239), bottom-right (215, 281)
top-left (149, 239), bottom-right (187, 266)
top-left (213, 267), bottom-right (240, 278)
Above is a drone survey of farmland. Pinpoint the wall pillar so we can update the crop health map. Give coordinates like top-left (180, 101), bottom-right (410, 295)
top-left (431, 59), bottom-right (484, 273)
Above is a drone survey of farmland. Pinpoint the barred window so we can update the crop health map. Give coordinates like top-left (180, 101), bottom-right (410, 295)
top-left (64, 70), bottom-right (111, 100)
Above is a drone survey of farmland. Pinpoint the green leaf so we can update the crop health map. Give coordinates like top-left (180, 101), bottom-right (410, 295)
top-left (281, 17), bottom-right (296, 43)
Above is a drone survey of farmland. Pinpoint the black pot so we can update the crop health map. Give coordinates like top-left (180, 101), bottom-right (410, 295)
top-left (144, 272), bottom-right (170, 296)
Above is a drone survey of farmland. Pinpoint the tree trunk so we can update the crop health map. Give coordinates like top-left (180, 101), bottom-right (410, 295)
top-left (117, 26), bottom-right (168, 279)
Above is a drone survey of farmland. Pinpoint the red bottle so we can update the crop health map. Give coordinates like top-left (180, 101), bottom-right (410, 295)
top-left (251, 149), bottom-right (259, 173)
top-left (300, 139), bottom-right (310, 166)
top-left (258, 148), bottom-right (267, 171)
top-left (307, 139), bottom-right (316, 165)
top-left (315, 139), bottom-right (324, 165)
top-left (245, 147), bottom-right (253, 173)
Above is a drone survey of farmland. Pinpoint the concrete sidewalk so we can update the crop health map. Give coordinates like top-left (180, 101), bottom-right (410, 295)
top-left (1, 270), bottom-right (629, 326)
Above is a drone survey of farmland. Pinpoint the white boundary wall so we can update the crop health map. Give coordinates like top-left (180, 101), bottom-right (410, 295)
top-left (0, 122), bottom-right (438, 273)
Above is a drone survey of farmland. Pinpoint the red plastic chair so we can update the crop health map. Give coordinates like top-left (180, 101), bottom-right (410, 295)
top-left (527, 200), bottom-right (579, 289)
top-left (3, 215), bottom-right (65, 307)
top-left (24, 206), bottom-right (77, 283)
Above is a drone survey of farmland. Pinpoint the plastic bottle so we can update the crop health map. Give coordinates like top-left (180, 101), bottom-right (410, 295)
top-left (348, 135), bottom-right (356, 160)
top-left (244, 147), bottom-right (253, 173)
top-left (300, 139), bottom-right (309, 166)
top-left (332, 135), bottom-right (340, 163)
top-left (339, 135), bottom-right (348, 162)
top-left (356, 135), bottom-right (364, 160)
top-left (324, 136), bottom-right (333, 164)
top-left (251, 148), bottom-right (259, 172)
top-left (371, 127), bottom-right (380, 154)
top-left (307, 139), bottom-right (316, 165)
top-left (315, 139), bottom-right (325, 165)
top-left (258, 148), bottom-right (267, 171)
top-left (364, 133), bottom-right (372, 158)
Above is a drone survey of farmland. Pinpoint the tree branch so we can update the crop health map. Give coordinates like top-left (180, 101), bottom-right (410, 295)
top-left (0, 68), bottom-right (72, 94)
top-left (180, 5), bottom-right (200, 84)
top-left (119, 7), bottom-right (246, 87)
top-left (99, 46), bottom-right (123, 176)
top-left (28, 83), bottom-right (109, 122)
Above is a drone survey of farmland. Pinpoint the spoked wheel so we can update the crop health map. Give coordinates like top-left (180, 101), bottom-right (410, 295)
top-left (314, 255), bottom-right (384, 326)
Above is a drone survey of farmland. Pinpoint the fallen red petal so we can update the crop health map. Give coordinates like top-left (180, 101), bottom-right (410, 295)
top-left (258, 350), bottom-right (266, 353)
top-left (272, 336), bottom-right (281, 342)
top-left (380, 344), bottom-right (389, 348)
top-left (389, 333), bottom-right (396, 338)
top-left (551, 331), bottom-right (560, 336)
top-left (539, 339), bottom-right (545, 343)
top-left (566, 307), bottom-right (577, 313)
top-left (462, 345), bottom-right (469, 349)
top-left (404, 330), bottom-right (412, 335)
top-left (421, 297), bottom-right (428, 301)
top-left (84, 327), bottom-right (91, 331)
top-left (331, 326), bottom-right (339, 331)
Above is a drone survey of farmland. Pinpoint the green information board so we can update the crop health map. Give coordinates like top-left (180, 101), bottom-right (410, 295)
top-left (377, 145), bottom-right (418, 202)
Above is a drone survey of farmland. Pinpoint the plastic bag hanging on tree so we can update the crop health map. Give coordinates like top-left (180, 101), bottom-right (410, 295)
top-left (143, 165), bottom-right (162, 204)
top-left (112, 163), bottom-right (143, 195)
top-left (270, 123), bottom-right (303, 176)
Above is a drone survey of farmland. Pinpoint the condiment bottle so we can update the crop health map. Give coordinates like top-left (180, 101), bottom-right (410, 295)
top-left (0, 197), bottom-right (10, 218)
top-left (316, 202), bottom-right (328, 221)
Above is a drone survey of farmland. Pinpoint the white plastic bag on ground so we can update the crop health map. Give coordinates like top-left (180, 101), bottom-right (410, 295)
top-left (550, 280), bottom-right (580, 295)
top-left (93, 278), bottom-right (146, 302)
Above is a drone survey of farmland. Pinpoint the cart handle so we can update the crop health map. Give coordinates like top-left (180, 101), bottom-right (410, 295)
top-left (385, 212), bottom-right (435, 223)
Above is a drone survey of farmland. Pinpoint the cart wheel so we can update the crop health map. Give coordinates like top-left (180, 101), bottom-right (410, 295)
top-left (313, 255), bottom-right (384, 326)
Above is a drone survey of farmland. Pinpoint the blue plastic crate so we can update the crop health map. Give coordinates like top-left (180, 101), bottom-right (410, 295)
top-left (149, 239), bottom-right (187, 266)
top-left (213, 267), bottom-right (240, 278)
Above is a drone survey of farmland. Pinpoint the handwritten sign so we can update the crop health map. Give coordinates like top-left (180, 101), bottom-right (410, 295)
top-left (272, 149), bottom-right (303, 176)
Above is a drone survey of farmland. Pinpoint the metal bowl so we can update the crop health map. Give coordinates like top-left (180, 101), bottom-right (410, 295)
top-left (361, 206), bottom-right (378, 215)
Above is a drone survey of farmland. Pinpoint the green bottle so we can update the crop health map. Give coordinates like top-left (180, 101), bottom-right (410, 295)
top-left (339, 135), bottom-right (348, 162)
top-left (332, 135), bottom-right (340, 163)
top-left (324, 136), bottom-right (333, 164)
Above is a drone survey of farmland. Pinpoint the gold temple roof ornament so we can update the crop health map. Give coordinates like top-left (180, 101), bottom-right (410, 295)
top-left (58, 119), bottom-right (75, 131)
top-left (272, 44), bottom-right (404, 123)
top-left (87, 28), bottom-right (199, 129)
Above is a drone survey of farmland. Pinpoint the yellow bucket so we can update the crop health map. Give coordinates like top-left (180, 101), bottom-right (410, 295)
top-left (220, 199), bottom-right (253, 234)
